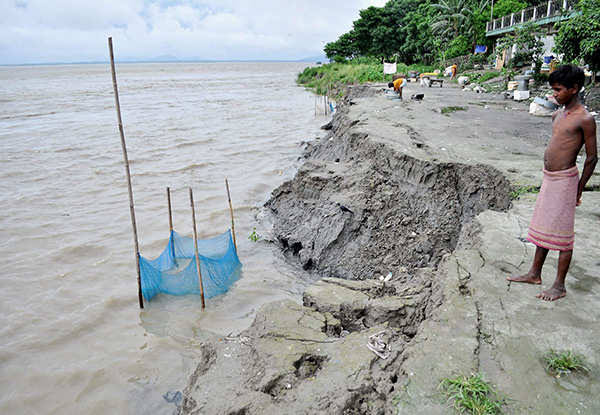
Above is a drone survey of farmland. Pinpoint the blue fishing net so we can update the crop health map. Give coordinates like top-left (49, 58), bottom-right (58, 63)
top-left (139, 230), bottom-right (241, 302)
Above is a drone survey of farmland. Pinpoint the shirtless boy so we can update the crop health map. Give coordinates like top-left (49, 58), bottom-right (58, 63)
top-left (507, 64), bottom-right (597, 301)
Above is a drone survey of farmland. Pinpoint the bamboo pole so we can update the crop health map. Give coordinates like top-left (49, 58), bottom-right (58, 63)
top-left (189, 187), bottom-right (206, 309)
top-left (225, 178), bottom-right (237, 253)
top-left (108, 37), bottom-right (143, 309)
top-left (167, 186), bottom-right (175, 260)
top-left (167, 187), bottom-right (173, 232)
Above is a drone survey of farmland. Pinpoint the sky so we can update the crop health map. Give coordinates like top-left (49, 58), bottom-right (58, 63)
top-left (0, 0), bottom-right (387, 64)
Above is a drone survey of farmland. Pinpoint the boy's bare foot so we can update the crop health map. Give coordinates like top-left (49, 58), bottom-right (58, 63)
top-left (536, 287), bottom-right (566, 301)
top-left (507, 272), bottom-right (542, 284)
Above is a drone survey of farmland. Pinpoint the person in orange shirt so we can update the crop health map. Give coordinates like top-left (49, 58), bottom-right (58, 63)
top-left (388, 77), bottom-right (407, 100)
top-left (450, 64), bottom-right (458, 80)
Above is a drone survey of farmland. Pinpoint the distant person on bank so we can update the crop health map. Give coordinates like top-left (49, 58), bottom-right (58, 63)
top-left (450, 64), bottom-right (458, 80)
top-left (388, 77), bottom-right (407, 100)
top-left (507, 64), bottom-right (597, 301)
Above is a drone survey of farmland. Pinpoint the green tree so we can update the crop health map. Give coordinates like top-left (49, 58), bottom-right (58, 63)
top-left (496, 22), bottom-right (544, 70)
top-left (555, 0), bottom-right (600, 76)
top-left (432, 0), bottom-right (491, 55)
top-left (324, 32), bottom-right (357, 60)
top-left (491, 0), bottom-right (527, 19)
top-left (465, 0), bottom-right (492, 49)
top-left (352, 6), bottom-right (387, 56)
top-left (395, 2), bottom-right (438, 63)
top-left (323, 0), bottom-right (437, 64)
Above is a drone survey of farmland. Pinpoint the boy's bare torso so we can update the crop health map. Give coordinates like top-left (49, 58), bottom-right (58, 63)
top-left (544, 106), bottom-right (588, 171)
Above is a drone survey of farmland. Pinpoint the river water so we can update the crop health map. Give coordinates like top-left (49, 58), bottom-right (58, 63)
top-left (0, 62), bottom-right (327, 413)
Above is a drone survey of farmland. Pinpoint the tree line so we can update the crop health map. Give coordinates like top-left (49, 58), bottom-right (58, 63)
top-left (323, 0), bottom-right (599, 73)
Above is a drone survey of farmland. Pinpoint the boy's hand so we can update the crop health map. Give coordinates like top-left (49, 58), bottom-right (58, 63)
top-left (576, 188), bottom-right (583, 206)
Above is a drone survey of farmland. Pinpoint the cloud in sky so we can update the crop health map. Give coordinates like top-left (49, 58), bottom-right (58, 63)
top-left (0, 0), bottom-right (387, 64)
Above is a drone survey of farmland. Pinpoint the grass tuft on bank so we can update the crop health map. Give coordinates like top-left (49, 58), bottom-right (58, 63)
top-left (510, 185), bottom-right (540, 200)
top-left (439, 373), bottom-right (504, 414)
top-left (441, 106), bottom-right (467, 115)
top-left (297, 58), bottom-right (435, 97)
top-left (543, 349), bottom-right (589, 376)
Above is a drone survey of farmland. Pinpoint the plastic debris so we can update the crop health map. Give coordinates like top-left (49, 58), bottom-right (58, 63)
top-left (457, 76), bottom-right (469, 86)
top-left (366, 330), bottom-right (391, 359)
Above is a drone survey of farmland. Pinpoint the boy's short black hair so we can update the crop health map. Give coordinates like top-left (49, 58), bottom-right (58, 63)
top-left (388, 82), bottom-right (394, 88)
top-left (548, 64), bottom-right (585, 92)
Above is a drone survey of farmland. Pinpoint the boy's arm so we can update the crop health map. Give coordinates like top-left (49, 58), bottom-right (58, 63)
top-left (577, 114), bottom-right (598, 205)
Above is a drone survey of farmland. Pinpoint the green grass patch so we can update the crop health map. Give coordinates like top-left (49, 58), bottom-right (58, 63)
top-left (543, 349), bottom-right (589, 376)
top-left (441, 106), bottom-right (467, 115)
top-left (297, 60), bottom-right (437, 98)
top-left (439, 374), bottom-right (504, 414)
top-left (510, 185), bottom-right (540, 200)
top-left (460, 71), bottom-right (501, 93)
top-left (472, 71), bottom-right (501, 84)
top-left (248, 227), bottom-right (261, 242)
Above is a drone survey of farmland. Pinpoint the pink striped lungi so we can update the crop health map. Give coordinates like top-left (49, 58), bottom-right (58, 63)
top-left (527, 166), bottom-right (579, 251)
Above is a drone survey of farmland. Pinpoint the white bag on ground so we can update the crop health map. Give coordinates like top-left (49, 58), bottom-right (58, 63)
top-left (529, 102), bottom-right (554, 117)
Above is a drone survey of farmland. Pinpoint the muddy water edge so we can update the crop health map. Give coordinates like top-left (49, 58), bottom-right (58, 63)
top-left (176, 86), bottom-right (513, 414)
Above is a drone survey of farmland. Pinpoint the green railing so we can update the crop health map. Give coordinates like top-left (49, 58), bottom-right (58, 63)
top-left (485, 0), bottom-right (578, 36)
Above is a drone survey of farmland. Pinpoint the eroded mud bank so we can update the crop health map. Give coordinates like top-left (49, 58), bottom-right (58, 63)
top-left (173, 86), bottom-right (516, 415)
top-left (266, 87), bottom-right (510, 280)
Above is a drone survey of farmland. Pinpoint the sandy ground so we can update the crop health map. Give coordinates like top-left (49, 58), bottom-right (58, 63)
top-left (369, 81), bottom-right (600, 414)
top-left (176, 81), bottom-right (600, 415)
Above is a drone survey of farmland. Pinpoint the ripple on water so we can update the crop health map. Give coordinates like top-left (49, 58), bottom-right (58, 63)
top-left (0, 61), bottom-right (324, 414)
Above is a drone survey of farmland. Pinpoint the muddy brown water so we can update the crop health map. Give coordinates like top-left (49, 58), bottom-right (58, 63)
top-left (0, 62), bottom-right (327, 414)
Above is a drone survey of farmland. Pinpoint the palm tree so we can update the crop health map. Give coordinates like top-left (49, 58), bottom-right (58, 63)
top-left (431, 0), bottom-right (472, 38)
top-left (432, 0), bottom-right (489, 35)
top-left (432, 0), bottom-right (490, 50)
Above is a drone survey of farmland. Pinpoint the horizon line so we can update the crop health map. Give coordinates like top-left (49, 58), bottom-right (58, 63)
top-left (0, 57), bottom-right (328, 67)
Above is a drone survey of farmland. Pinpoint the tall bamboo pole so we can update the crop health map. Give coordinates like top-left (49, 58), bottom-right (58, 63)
top-left (225, 178), bottom-right (237, 253)
top-left (167, 187), bottom-right (175, 260)
top-left (189, 187), bottom-right (206, 309)
top-left (108, 37), bottom-right (143, 309)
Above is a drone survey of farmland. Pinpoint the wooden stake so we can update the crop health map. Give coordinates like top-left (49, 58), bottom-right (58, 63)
top-left (108, 37), bottom-right (143, 309)
top-left (167, 187), bottom-right (173, 232)
top-left (189, 187), bottom-right (206, 309)
top-left (167, 186), bottom-right (175, 260)
top-left (225, 178), bottom-right (237, 253)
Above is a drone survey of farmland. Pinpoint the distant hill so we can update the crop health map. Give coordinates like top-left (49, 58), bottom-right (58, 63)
top-left (298, 55), bottom-right (328, 63)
